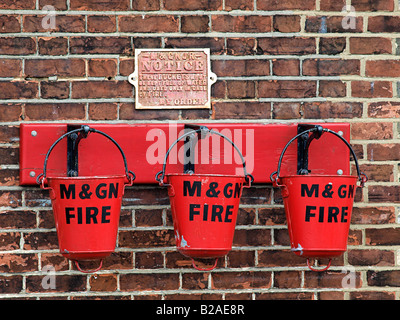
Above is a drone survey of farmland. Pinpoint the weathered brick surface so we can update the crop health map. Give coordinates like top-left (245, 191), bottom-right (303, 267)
top-left (0, 0), bottom-right (399, 301)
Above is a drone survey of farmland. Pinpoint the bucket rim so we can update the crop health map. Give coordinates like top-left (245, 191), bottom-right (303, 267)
top-left (46, 175), bottom-right (127, 181)
top-left (278, 174), bottom-right (358, 180)
top-left (165, 173), bottom-right (246, 179)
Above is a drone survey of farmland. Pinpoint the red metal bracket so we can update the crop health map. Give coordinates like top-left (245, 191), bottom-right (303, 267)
top-left (19, 122), bottom-right (350, 185)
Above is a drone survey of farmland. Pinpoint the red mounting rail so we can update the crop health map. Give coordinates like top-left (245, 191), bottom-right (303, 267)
top-left (19, 122), bottom-right (350, 185)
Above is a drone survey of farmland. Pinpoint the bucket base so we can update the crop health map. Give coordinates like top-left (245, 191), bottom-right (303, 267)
top-left (292, 248), bottom-right (345, 259)
top-left (178, 248), bottom-right (230, 259)
top-left (61, 250), bottom-right (112, 260)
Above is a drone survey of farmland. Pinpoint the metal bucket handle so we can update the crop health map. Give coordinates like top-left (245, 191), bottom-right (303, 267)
top-left (155, 127), bottom-right (254, 187)
top-left (36, 125), bottom-right (136, 187)
top-left (270, 126), bottom-right (367, 187)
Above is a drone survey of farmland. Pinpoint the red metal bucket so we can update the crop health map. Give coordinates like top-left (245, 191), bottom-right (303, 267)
top-left (38, 126), bottom-right (135, 272)
top-left (271, 127), bottom-right (367, 271)
top-left (156, 127), bottom-right (253, 270)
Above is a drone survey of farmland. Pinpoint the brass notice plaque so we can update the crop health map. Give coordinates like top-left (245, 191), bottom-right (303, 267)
top-left (128, 49), bottom-right (217, 109)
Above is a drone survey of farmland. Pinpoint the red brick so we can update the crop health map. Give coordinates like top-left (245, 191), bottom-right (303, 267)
top-left (165, 37), bottom-right (225, 55)
top-left (0, 191), bottom-right (21, 207)
top-left (368, 102), bottom-right (400, 118)
top-left (367, 144), bottom-right (400, 161)
top-left (0, 82), bottom-right (38, 99)
top-left (0, 15), bottom-right (20, 33)
top-left (227, 250), bottom-right (256, 268)
top-left (0, 37), bottom-right (36, 55)
top-left (213, 59), bottom-right (270, 77)
top-left (367, 270), bottom-right (400, 287)
top-left (369, 186), bottom-right (400, 203)
top-left (23, 231), bottom-right (58, 250)
top-left (38, 37), bottom-right (68, 55)
top-left (212, 271), bottom-right (271, 289)
top-left (351, 81), bottom-right (392, 98)
top-left (182, 273), bottom-right (208, 290)
top-left (319, 81), bottom-right (346, 97)
top-left (72, 81), bottom-right (132, 99)
top-left (24, 103), bottom-right (86, 120)
top-left (119, 103), bottom-right (179, 120)
top-left (163, 0), bottom-right (222, 10)
top-left (227, 80), bottom-right (255, 98)
top-left (70, 0), bottom-right (129, 10)
top-left (212, 102), bottom-right (271, 119)
top-left (257, 37), bottom-right (316, 55)
top-left (26, 275), bottom-right (86, 293)
top-left (89, 274), bottom-right (118, 291)
top-left (303, 59), bottom-right (360, 76)
top-left (272, 59), bottom-right (299, 76)
top-left (88, 103), bottom-right (118, 120)
top-left (274, 271), bottom-right (302, 288)
top-left (0, 59), bottom-right (21, 77)
top-left (40, 81), bottom-right (69, 99)
top-left (319, 37), bottom-right (346, 55)
top-left (227, 38), bottom-right (256, 55)
top-left (25, 59), bottom-right (85, 78)
top-left (119, 15), bottom-right (179, 33)
top-left (352, 0), bottom-right (394, 11)
top-left (258, 80), bottom-right (317, 98)
top-left (305, 16), bottom-right (363, 33)
top-left (135, 252), bottom-right (164, 269)
top-left (351, 122), bottom-right (393, 140)
top-left (0, 233), bottom-right (20, 250)
top-left (118, 229), bottom-right (174, 248)
top-left (39, 0), bottom-right (67, 10)
top-left (303, 102), bottom-right (363, 118)
top-left (350, 37), bottom-right (392, 54)
top-left (120, 273), bottom-right (180, 291)
top-left (132, 0), bottom-right (160, 10)
top-left (368, 16), bottom-right (400, 32)
top-left (212, 15), bottom-right (272, 33)
top-left (181, 15), bottom-right (209, 33)
top-left (70, 37), bottom-right (132, 55)
top-left (0, 253), bottom-right (38, 272)
top-left (273, 15), bottom-right (301, 33)
top-left (352, 207), bottom-right (395, 224)
top-left (366, 60), bottom-right (400, 77)
top-left (0, 0), bottom-right (35, 9)
top-left (119, 58), bottom-right (134, 76)
top-left (320, 0), bottom-right (346, 11)
top-left (88, 59), bottom-right (117, 77)
top-left (225, 0), bottom-right (253, 10)
top-left (0, 275), bottom-right (23, 294)
top-left (87, 16), bottom-right (116, 33)
top-left (272, 102), bottom-right (301, 119)
top-left (366, 228), bottom-right (400, 245)
top-left (23, 15), bottom-right (85, 33)
top-left (356, 164), bottom-right (394, 182)
top-left (258, 0), bottom-right (315, 10)
top-left (305, 271), bottom-right (362, 288)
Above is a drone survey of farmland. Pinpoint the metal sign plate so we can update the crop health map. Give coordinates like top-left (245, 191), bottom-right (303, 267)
top-left (128, 48), bottom-right (217, 109)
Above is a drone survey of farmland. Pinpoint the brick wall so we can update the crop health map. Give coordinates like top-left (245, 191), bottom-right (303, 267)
top-left (0, 0), bottom-right (399, 300)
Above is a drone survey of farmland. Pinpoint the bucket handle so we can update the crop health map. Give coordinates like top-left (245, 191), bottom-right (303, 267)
top-left (36, 125), bottom-right (135, 187)
top-left (307, 258), bottom-right (332, 272)
top-left (191, 258), bottom-right (219, 271)
top-left (155, 127), bottom-right (254, 187)
top-left (270, 126), bottom-right (367, 187)
top-left (74, 259), bottom-right (103, 273)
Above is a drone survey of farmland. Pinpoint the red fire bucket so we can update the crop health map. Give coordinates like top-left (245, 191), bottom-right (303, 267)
top-left (156, 127), bottom-right (253, 271)
top-left (271, 126), bottom-right (367, 271)
top-left (37, 126), bottom-right (135, 273)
